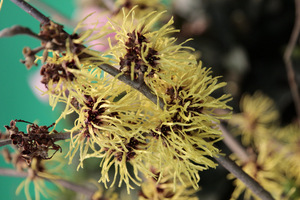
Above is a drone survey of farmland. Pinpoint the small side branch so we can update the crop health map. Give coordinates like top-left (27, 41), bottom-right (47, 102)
top-left (283, 0), bottom-right (300, 125)
top-left (51, 132), bottom-right (79, 142)
top-left (10, 0), bottom-right (50, 24)
top-left (28, 0), bottom-right (76, 28)
top-left (215, 155), bottom-right (274, 200)
top-left (0, 139), bottom-right (12, 147)
top-left (0, 25), bottom-right (44, 40)
top-left (219, 124), bottom-right (251, 163)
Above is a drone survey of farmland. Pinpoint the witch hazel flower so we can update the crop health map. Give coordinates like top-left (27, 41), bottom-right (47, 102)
top-left (102, 8), bottom-right (197, 97)
top-left (79, 7), bottom-right (230, 189)
top-left (27, 5), bottom-right (232, 193)
top-left (144, 64), bottom-right (232, 188)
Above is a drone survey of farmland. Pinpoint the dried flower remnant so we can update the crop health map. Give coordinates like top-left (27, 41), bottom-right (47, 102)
top-left (39, 21), bottom-right (81, 55)
top-left (5, 120), bottom-right (61, 164)
top-left (40, 59), bottom-right (79, 87)
top-left (21, 47), bottom-right (43, 69)
top-left (19, 21), bottom-right (81, 70)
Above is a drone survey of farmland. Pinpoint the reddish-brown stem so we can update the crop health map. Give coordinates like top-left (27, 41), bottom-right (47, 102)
top-left (0, 139), bottom-right (11, 147)
top-left (28, 0), bottom-right (76, 27)
top-left (215, 155), bottom-right (274, 200)
top-left (283, 0), bottom-right (300, 125)
top-left (97, 63), bottom-right (165, 109)
top-left (219, 124), bottom-right (251, 163)
top-left (10, 0), bottom-right (50, 24)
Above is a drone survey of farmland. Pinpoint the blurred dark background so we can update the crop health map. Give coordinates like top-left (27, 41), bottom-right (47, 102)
top-left (171, 0), bottom-right (297, 199)
top-left (172, 0), bottom-right (297, 124)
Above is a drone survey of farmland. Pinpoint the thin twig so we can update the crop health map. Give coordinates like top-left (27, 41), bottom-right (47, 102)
top-left (10, 0), bottom-right (50, 24)
top-left (51, 131), bottom-right (80, 142)
top-left (215, 155), bottom-right (274, 200)
top-left (219, 124), bottom-right (251, 163)
top-left (0, 168), bottom-right (27, 177)
top-left (0, 25), bottom-right (44, 40)
top-left (0, 131), bottom-right (79, 148)
top-left (28, 0), bottom-right (76, 28)
top-left (0, 139), bottom-right (12, 147)
top-left (0, 168), bottom-right (95, 198)
top-left (98, 63), bottom-right (165, 109)
top-left (283, 0), bottom-right (300, 125)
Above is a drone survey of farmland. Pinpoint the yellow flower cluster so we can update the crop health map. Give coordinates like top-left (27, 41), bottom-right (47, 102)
top-left (139, 166), bottom-right (199, 200)
top-left (229, 92), bottom-right (300, 199)
top-left (144, 65), bottom-right (231, 189)
top-left (6, 150), bottom-right (67, 200)
top-left (229, 91), bottom-right (279, 145)
top-left (228, 140), bottom-right (287, 200)
top-left (277, 124), bottom-right (300, 186)
top-left (39, 7), bottom-right (231, 194)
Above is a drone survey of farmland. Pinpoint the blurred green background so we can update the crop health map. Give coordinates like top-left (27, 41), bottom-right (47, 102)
top-left (0, 1), bottom-right (75, 199)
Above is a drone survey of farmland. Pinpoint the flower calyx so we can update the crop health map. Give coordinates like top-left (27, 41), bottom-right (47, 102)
top-left (120, 30), bottom-right (160, 80)
top-left (40, 59), bottom-right (79, 87)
